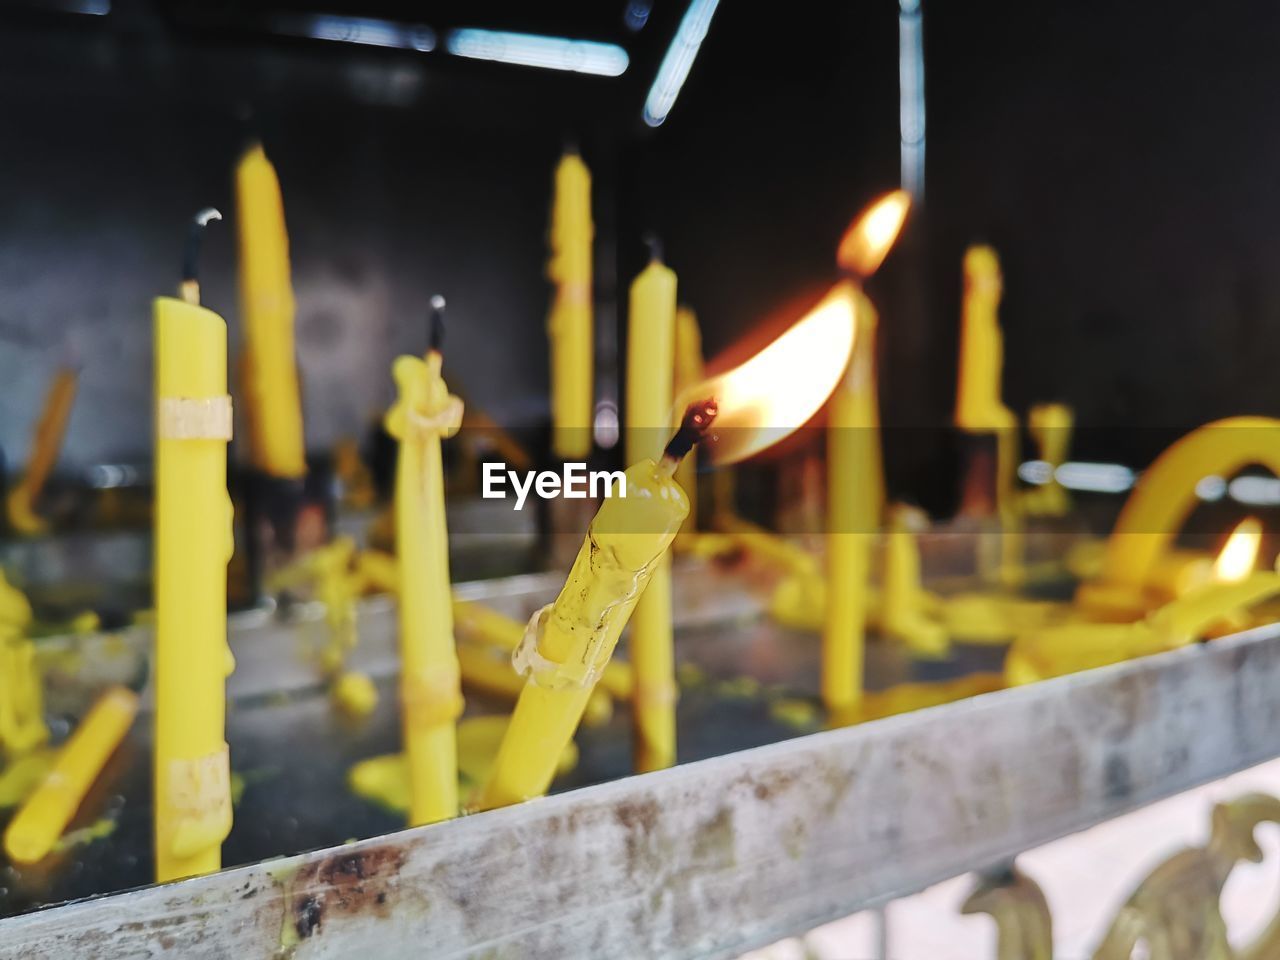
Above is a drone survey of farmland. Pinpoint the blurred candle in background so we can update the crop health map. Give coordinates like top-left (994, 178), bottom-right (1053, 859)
top-left (625, 250), bottom-right (678, 773)
top-left (236, 142), bottom-right (307, 479)
top-left (547, 148), bottom-right (594, 461)
top-left (6, 366), bottom-right (78, 534)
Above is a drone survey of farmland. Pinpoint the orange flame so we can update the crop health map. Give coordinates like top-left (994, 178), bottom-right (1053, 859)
top-left (675, 283), bottom-right (856, 466)
top-left (1214, 518), bottom-right (1262, 583)
top-left (836, 189), bottom-right (911, 277)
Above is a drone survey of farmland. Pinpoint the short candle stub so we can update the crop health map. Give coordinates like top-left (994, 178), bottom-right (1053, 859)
top-left (662, 397), bottom-right (718, 469)
top-left (428, 295), bottom-right (446, 355)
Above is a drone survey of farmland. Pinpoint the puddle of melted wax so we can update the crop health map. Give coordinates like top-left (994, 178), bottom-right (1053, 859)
top-left (347, 714), bottom-right (579, 813)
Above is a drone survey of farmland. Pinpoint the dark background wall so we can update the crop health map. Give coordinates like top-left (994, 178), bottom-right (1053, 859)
top-left (2, 0), bottom-right (1279, 510)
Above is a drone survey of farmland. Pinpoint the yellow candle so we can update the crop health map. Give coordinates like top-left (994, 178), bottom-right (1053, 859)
top-left (5, 686), bottom-right (138, 864)
top-left (236, 142), bottom-right (307, 479)
top-left (547, 149), bottom-right (594, 460)
top-left (385, 344), bottom-right (464, 826)
top-left (7, 367), bottom-right (78, 535)
top-left (823, 282), bottom-right (877, 714)
top-left (880, 504), bottom-right (948, 658)
top-left (1023, 403), bottom-right (1074, 517)
top-left (954, 245), bottom-right (1015, 434)
top-left (153, 281), bottom-right (235, 881)
top-left (673, 305), bottom-right (705, 533)
top-left (475, 454), bottom-right (691, 810)
top-left (625, 255), bottom-right (679, 773)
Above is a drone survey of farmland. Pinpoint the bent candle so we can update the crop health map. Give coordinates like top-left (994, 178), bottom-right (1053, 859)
top-left (385, 312), bottom-right (465, 826)
top-left (475, 401), bottom-right (715, 811)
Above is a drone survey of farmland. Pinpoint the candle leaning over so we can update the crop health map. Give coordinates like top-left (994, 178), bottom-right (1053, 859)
top-left (475, 402), bottom-right (716, 810)
top-left (7, 366), bottom-right (78, 534)
top-left (153, 209), bottom-right (235, 882)
top-left (5, 686), bottom-right (138, 864)
top-left (385, 310), bottom-right (465, 826)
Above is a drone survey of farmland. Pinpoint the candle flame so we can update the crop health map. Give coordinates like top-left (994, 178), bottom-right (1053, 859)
top-left (674, 283), bottom-right (856, 466)
top-left (1214, 518), bottom-right (1262, 583)
top-left (836, 189), bottom-right (911, 277)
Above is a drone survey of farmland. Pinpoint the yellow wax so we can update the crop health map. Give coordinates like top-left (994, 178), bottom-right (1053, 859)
top-left (236, 143), bottom-right (306, 479)
top-left (547, 150), bottom-right (594, 460)
top-left (385, 352), bottom-right (463, 826)
top-left (453, 598), bottom-right (633, 701)
top-left (1080, 417), bottom-right (1280, 610)
top-left (822, 282), bottom-right (879, 714)
top-left (673, 306), bottom-right (705, 533)
top-left (1023, 403), bottom-right (1074, 517)
top-left (476, 458), bottom-right (688, 810)
top-left (5, 686), bottom-right (138, 865)
top-left (625, 258), bottom-right (679, 773)
top-left (715, 513), bottom-right (819, 579)
top-left (7, 367), bottom-right (77, 534)
top-left (0, 572), bottom-right (47, 756)
top-left (153, 295), bottom-right (235, 882)
top-left (954, 245), bottom-right (1016, 433)
top-left (1008, 573), bottom-right (1280, 684)
top-left (880, 505), bottom-right (949, 658)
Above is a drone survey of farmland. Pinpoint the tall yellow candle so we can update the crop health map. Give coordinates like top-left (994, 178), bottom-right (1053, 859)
top-left (954, 245), bottom-right (1015, 434)
top-left (625, 253), bottom-right (678, 773)
top-left (5, 686), bottom-right (138, 864)
top-left (547, 149), bottom-right (594, 460)
top-left (7, 367), bottom-right (78, 535)
top-left (0, 572), bottom-right (48, 755)
top-left (154, 211), bottom-right (235, 881)
top-left (823, 282), bottom-right (878, 714)
top-left (476, 404), bottom-right (714, 811)
top-left (384, 320), bottom-right (464, 827)
top-left (236, 142), bottom-right (307, 479)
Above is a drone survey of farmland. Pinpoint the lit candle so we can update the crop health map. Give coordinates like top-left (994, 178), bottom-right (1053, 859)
top-left (153, 209), bottom-right (235, 882)
top-left (384, 302), bottom-right (464, 826)
top-left (1077, 416), bottom-right (1280, 619)
top-left (625, 245), bottom-right (679, 773)
top-left (236, 142), bottom-right (307, 479)
top-left (7, 366), bottom-right (78, 535)
top-left (824, 191), bottom-right (910, 717)
top-left (5, 686), bottom-right (138, 864)
top-left (1008, 519), bottom-right (1277, 683)
top-left (547, 148), bottom-right (594, 460)
top-left (475, 402), bottom-right (715, 810)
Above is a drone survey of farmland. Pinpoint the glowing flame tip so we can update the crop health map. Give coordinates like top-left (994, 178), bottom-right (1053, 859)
top-left (836, 189), bottom-right (910, 278)
top-left (1215, 517), bottom-right (1262, 583)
